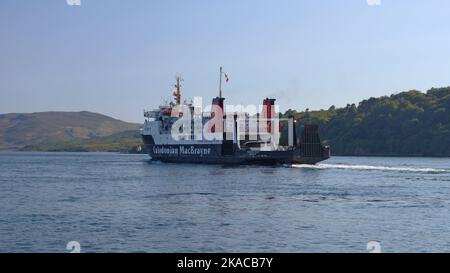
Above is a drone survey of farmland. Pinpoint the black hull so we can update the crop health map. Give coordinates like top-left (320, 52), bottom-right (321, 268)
top-left (143, 143), bottom-right (330, 165)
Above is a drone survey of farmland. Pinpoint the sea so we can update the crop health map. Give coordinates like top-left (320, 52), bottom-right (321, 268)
top-left (1, 152), bottom-right (450, 253)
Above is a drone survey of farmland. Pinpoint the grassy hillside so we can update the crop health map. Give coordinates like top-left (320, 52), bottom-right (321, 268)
top-left (0, 111), bottom-right (140, 150)
top-left (21, 130), bottom-right (144, 153)
top-left (287, 87), bottom-right (450, 156)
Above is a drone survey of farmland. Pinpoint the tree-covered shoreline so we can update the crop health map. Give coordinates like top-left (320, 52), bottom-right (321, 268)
top-left (287, 87), bottom-right (450, 157)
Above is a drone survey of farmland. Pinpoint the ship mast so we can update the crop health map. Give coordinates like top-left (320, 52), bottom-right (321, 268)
top-left (219, 66), bottom-right (223, 99)
top-left (173, 76), bottom-right (183, 105)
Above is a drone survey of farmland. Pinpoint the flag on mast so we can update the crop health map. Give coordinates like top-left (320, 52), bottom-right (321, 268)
top-left (224, 73), bottom-right (229, 83)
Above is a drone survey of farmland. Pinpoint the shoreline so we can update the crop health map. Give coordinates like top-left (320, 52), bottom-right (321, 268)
top-left (1, 150), bottom-right (450, 158)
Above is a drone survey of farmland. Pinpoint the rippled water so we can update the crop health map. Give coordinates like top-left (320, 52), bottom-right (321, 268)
top-left (1, 152), bottom-right (450, 253)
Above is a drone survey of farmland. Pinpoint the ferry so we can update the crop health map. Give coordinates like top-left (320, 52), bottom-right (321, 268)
top-left (141, 69), bottom-right (330, 165)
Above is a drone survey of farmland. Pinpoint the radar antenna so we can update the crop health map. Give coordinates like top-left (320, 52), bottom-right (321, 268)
top-left (173, 76), bottom-right (183, 105)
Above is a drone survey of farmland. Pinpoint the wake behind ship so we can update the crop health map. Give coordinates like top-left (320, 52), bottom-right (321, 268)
top-left (141, 71), bottom-right (330, 165)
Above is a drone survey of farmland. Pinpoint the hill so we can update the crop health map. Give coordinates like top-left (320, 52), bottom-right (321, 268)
top-left (0, 111), bottom-right (140, 150)
top-left (286, 87), bottom-right (450, 156)
top-left (20, 130), bottom-right (144, 153)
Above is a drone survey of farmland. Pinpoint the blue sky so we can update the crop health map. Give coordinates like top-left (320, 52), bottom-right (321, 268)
top-left (1, 0), bottom-right (450, 122)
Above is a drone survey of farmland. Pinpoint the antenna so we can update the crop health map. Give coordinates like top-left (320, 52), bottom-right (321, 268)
top-left (219, 66), bottom-right (223, 99)
top-left (173, 75), bottom-right (183, 105)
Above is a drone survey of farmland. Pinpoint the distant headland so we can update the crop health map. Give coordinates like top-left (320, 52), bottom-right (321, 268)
top-left (0, 111), bottom-right (143, 153)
